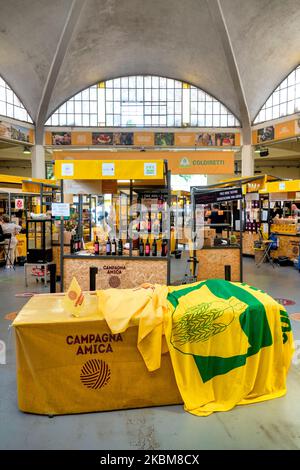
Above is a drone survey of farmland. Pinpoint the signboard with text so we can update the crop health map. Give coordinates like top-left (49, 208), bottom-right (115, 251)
top-left (194, 187), bottom-right (243, 205)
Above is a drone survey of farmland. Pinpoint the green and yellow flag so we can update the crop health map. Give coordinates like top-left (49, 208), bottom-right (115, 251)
top-left (166, 279), bottom-right (293, 416)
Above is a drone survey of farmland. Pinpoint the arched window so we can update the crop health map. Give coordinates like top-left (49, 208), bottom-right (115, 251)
top-left (254, 65), bottom-right (300, 124)
top-left (46, 76), bottom-right (239, 128)
top-left (0, 76), bottom-right (32, 123)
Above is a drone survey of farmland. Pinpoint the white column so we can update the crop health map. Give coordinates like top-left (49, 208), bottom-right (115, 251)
top-left (31, 144), bottom-right (46, 178)
top-left (241, 144), bottom-right (254, 177)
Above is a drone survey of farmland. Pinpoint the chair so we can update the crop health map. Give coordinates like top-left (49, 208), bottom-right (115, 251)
top-left (255, 230), bottom-right (278, 268)
top-left (181, 238), bottom-right (199, 284)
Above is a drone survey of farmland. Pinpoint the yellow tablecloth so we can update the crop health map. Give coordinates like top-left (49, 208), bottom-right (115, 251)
top-left (13, 294), bottom-right (182, 415)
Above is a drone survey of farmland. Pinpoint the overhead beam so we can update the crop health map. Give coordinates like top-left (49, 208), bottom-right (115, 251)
top-left (35, 0), bottom-right (86, 144)
top-left (206, 0), bottom-right (251, 145)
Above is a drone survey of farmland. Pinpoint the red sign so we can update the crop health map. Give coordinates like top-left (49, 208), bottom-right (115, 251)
top-left (15, 198), bottom-right (24, 210)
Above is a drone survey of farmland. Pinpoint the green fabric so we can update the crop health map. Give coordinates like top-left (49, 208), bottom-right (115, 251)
top-left (169, 280), bottom-right (273, 383)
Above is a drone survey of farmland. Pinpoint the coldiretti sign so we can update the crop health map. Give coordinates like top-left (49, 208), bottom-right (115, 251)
top-left (53, 150), bottom-right (234, 175)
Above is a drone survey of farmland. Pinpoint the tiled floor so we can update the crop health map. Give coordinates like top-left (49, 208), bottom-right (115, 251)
top-left (0, 258), bottom-right (299, 450)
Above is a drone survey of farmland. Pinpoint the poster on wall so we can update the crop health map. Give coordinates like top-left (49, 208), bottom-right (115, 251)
top-left (113, 132), bottom-right (134, 145)
top-left (257, 126), bottom-right (274, 143)
top-left (195, 132), bottom-right (215, 146)
top-left (92, 132), bottom-right (113, 145)
top-left (215, 133), bottom-right (235, 146)
top-left (52, 132), bottom-right (71, 145)
top-left (0, 121), bottom-right (11, 139)
top-left (154, 132), bottom-right (174, 146)
top-left (10, 124), bottom-right (30, 142)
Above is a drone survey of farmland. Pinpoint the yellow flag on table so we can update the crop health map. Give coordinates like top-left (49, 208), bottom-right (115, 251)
top-left (63, 277), bottom-right (85, 317)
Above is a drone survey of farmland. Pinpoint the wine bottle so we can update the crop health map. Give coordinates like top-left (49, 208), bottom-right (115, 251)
top-left (118, 238), bottom-right (123, 256)
top-left (70, 235), bottom-right (74, 254)
top-left (151, 238), bottom-right (157, 256)
top-left (94, 236), bottom-right (99, 255)
top-left (145, 238), bottom-right (150, 256)
top-left (161, 238), bottom-right (168, 257)
top-left (111, 238), bottom-right (116, 255)
top-left (139, 237), bottom-right (144, 256)
top-left (147, 211), bottom-right (151, 233)
top-left (106, 237), bottom-right (111, 255)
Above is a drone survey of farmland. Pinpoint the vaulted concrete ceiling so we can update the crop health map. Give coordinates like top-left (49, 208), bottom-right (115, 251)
top-left (0, 0), bottom-right (300, 129)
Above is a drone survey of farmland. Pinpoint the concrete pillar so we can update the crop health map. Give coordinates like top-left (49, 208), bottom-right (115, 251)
top-left (241, 144), bottom-right (254, 177)
top-left (31, 144), bottom-right (46, 179)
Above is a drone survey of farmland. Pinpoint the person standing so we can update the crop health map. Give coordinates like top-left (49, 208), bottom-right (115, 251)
top-left (207, 204), bottom-right (226, 236)
top-left (0, 215), bottom-right (21, 268)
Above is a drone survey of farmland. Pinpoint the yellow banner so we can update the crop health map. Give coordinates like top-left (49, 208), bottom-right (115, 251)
top-left (53, 150), bottom-right (234, 175)
top-left (275, 120), bottom-right (295, 140)
top-left (46, 130), bottom-right (240, 148)
top-left (71, 132), bottom-right (92, 146)
top-left (55, 159), bottom-right (164, 180)
top-left (133, 132), bottom-right (154, 146)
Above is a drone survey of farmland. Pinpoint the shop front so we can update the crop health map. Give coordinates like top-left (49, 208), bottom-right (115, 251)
top-left (55, 159), bottom-right (172, 291)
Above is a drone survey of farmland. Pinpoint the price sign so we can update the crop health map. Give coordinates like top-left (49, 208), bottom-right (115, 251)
top-left (52, 203), bottom-right (70, 219)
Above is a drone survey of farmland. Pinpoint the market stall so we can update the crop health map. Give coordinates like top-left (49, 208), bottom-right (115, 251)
top-left (0, 176), bottom-right (59, 266)
top-left (191, 184), bottom-right (243, 282)
top-left (171, 190), bottom-right (191, 247)
top-left (260, 179), bottom-right (300, 263)
top-left (55, 159), bottom-right (172, 291)
top-left (208, 175), bottom-right (281, 256)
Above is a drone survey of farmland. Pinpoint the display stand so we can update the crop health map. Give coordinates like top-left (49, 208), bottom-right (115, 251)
top-left (55, 159), bottom-right (171, 292)
top-left (191, 183), bottom-right (244, 282)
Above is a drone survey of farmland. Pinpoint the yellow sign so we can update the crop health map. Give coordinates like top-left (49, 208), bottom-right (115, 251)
top-left (275, 120), bottom-right (295, 140)
top-left (167, 151), bottom-right (234, 174)
top-left (133, 132), bottom-right (155, 146)
top-left (71, 132), bottom-right (92, 146)
top-left (46, 130), bottom-right (240, 148)
top-left (174, 133), bottom-right (195, 147)
top-left (16, 233), bottom-right (26, 258)
top-left (54, 151), bottom-right (234, 175)
top-left (55, 159), bottom-right (164, 180)
top-left (264, 179), bottom-right (300, 194)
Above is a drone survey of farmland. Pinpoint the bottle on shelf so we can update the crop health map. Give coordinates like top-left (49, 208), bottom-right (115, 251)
top-left (147, 211), bottom-right (151, 233)
top-left (94, 236), bottom-right (99, 255)
top-left (70, 235), bottom-right (75, 254)
top-left (139, 237), bottom-right (144, 256)
top-left (145, 238), bottom-right (150, 256)
top-left (118, 238), bottom-right (123, 256)
top-left (151, 238), bottom-right (157, 257)
top-left (106, 237), bottom-right (111, 255)
top-left (161, 238), bottom-right (168, 257)
top-left (111, 238), bottom-right (116, 255)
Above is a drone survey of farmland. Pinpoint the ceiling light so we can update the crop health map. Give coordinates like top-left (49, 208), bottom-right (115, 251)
top-left (23, 146), bottom-right (31, 155)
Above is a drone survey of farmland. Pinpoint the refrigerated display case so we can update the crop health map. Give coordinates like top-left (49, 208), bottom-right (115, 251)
top-left (26, 219), bottom-right (53, 263)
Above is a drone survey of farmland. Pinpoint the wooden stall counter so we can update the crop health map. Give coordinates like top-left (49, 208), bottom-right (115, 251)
top-left (64, 254), bottom-right (169, 291)
top-left (52, 243), bottom-right (70, 276)
top-left (196, 246), bottom-right (241, 282)
top-left (270, 233), bottom-right (300, 260)
top-left (13, 294), bottom-right (182, 415)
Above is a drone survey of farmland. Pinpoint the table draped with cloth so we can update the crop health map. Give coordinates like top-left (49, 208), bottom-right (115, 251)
top-left (13, 279), bottom-right (293, 416)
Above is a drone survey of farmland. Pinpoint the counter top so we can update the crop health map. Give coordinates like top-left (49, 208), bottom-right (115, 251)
top-left (271, 232), bottom-right (300, 237)
top-left (64, 254), bottom-right (169, 261)
top-left (200, 245), bottom-right (240, 250)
